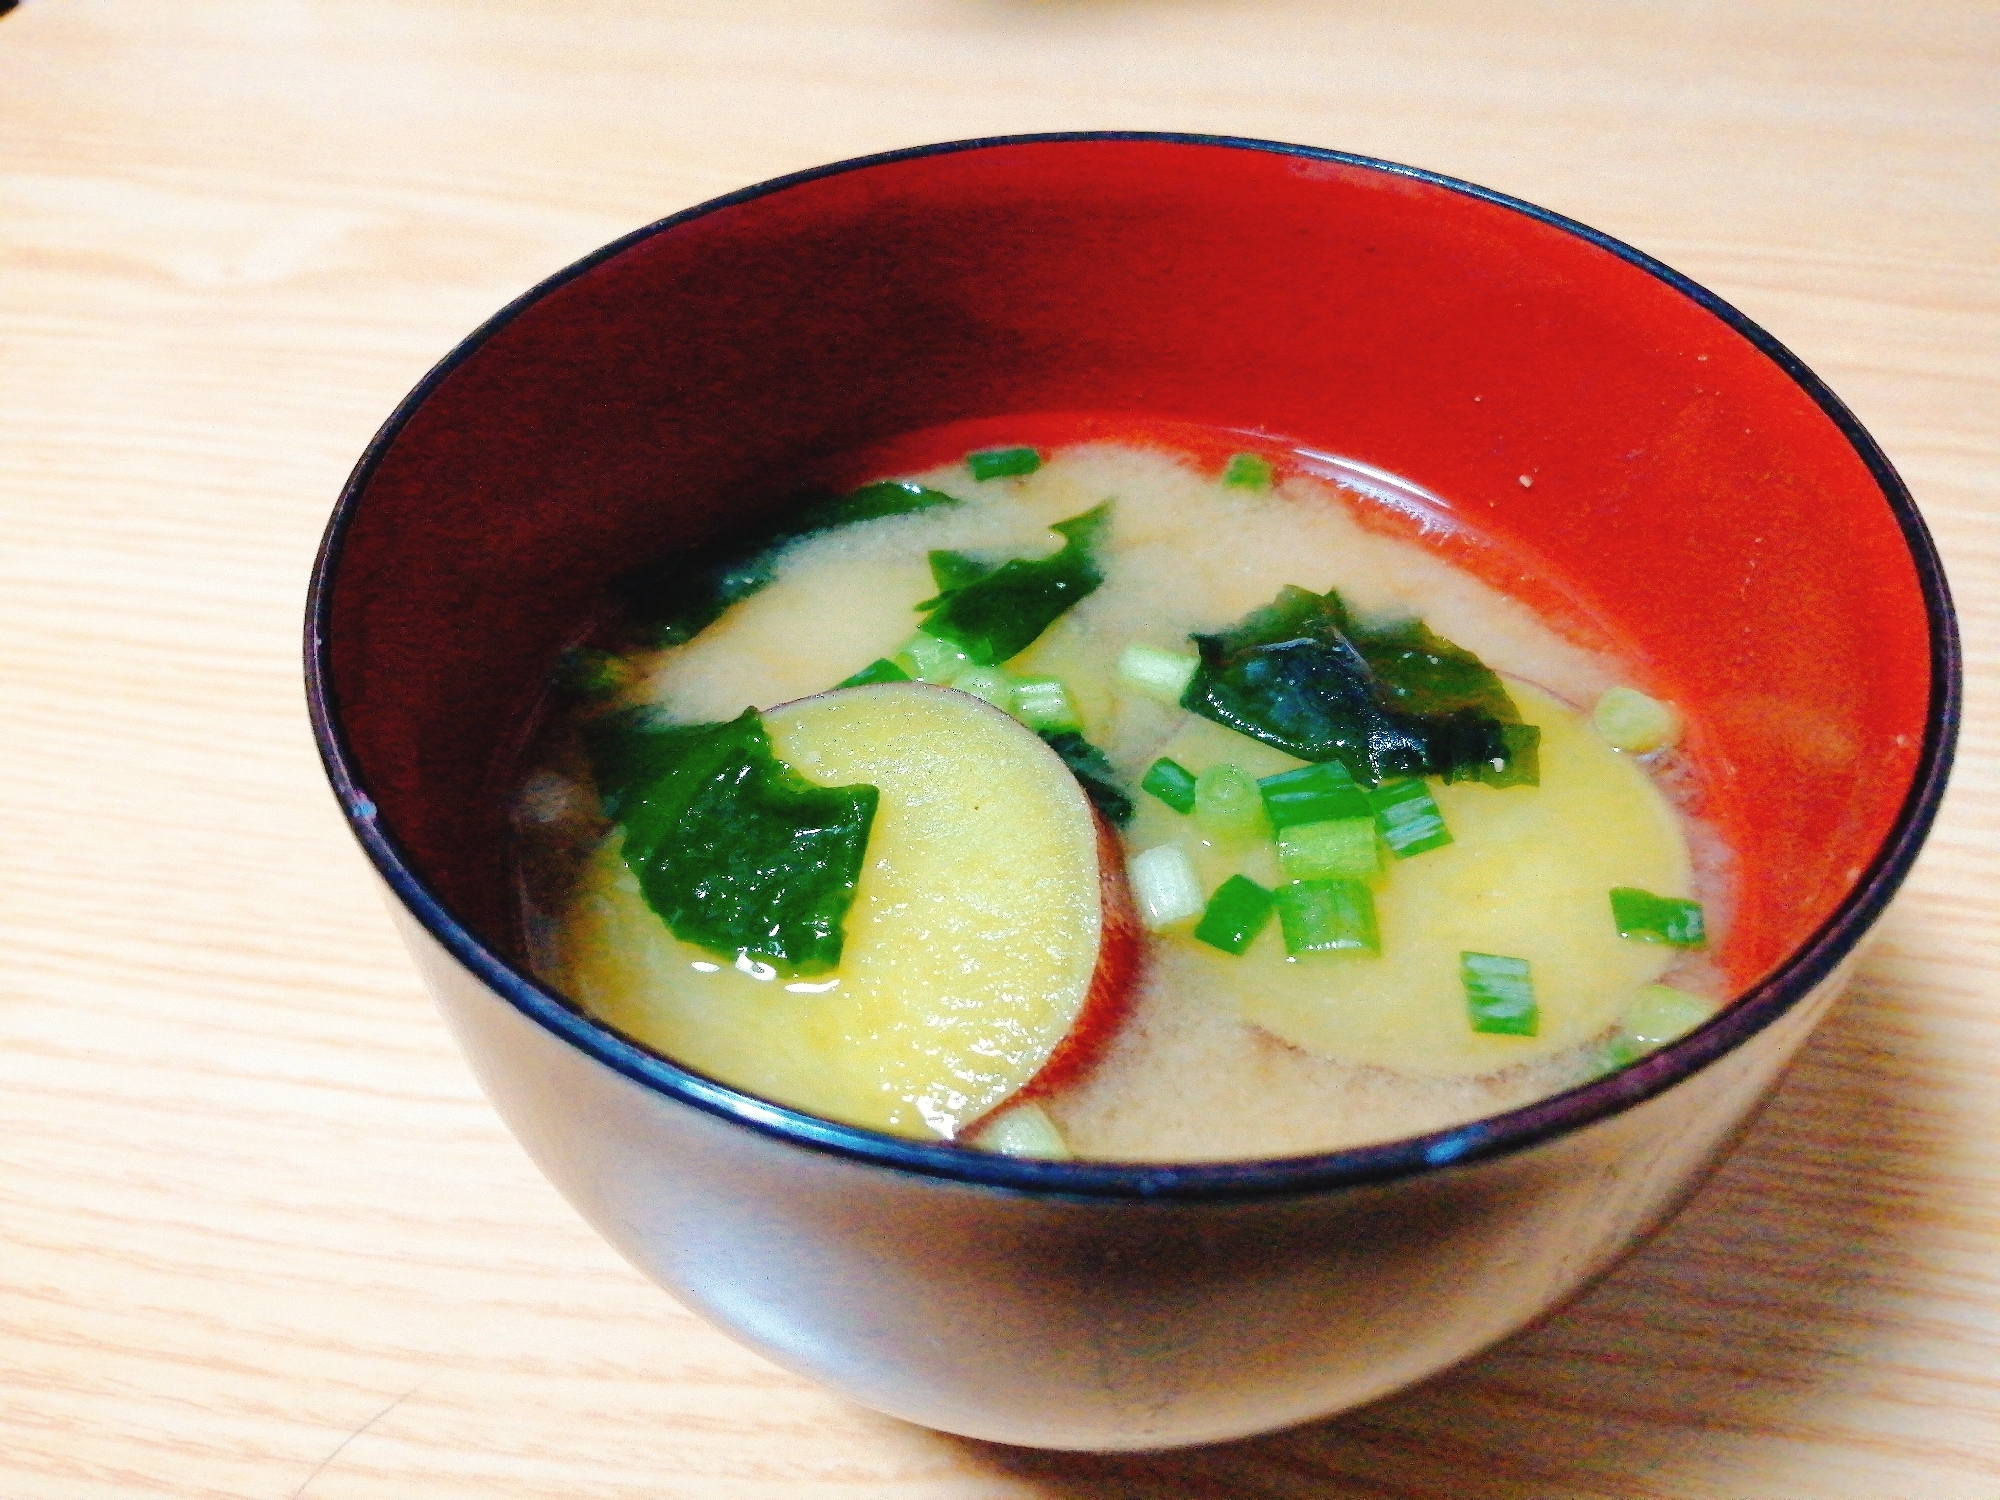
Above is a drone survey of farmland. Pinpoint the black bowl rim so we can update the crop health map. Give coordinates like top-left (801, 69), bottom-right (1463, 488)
top-left (305, 131), bottom-right (1961, 1204)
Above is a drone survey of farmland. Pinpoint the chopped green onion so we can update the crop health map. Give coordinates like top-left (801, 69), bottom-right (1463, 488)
top-left (552, 645), bottom-right (630, 698)
top-left (972, 1101), bottom-right (1071, 1159)
top-left (1194, 875), bottom-right (1276, 955)
top-left (967, 446), bottom-right (1043, 481)
top-left (1141, 757), bottom-right (1199, 814)
top-left (1588, 1033), bottom-right (1648, 1077)
top-left (950, 666), bottom-right (1015, 711)
top-left (1277, 817), bottom-right (1381, 881)
top-left (1624, 983), bottom-right (1715, 1047)
top-left (1127, 844), bottom-right (1205, 930)
top-left (1117, 643), bottom-right (1199, 705)
top-left (893, 630), bottom-right (975, 684)
top-left (838, 657), bottom-right (910, 688)
top-left (1275, 879), bottom-right (1379, 956)
top-left (1461, 952), bottom-right (1537, 1036)
top-left (1258, 761), bottom-right (1371, 829)
top-left (1609, 887), bottom-right (1706, 948)
top-left (1593, 687), bottom-right (1682, 753)
top-left (1590, 985), bottom-right (1717, 1076)
top-left (1193, 763), bottom-right (1269, 845)
top-left (1368, 778), bottom-right (1452, 857)
top-left (1011, 675), bottom-right (1081, 733)
top-left (1222, 452), bottom-right (1275, 490)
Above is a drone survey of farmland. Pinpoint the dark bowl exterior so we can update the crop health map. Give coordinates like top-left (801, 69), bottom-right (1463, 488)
top-left (309, 135), bottom-right (1958, 1448)
top-left (399, 899), bottom-right (1852, 1448)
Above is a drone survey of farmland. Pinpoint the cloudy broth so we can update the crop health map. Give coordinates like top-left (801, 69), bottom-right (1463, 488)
top-left (514, 440), bottom-right (1725, 1161)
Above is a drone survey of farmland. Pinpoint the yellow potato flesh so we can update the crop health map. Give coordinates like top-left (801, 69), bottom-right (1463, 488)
top-left (558, 684), bottom-right (1103, 1139)
top-left (1124, 685), bottom-right (1687, 1075)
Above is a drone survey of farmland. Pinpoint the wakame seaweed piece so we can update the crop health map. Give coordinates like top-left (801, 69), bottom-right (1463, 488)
top-left (1481, 723), bottom-right (1542, 788)
top-left (1349, 616), bottom-right (1519, 725)
top-left (1040, 729), bottom-right (1134, 826)
top-left (616, 480), bottom-right (961, 646)
top-left (1180, 586), bottom-right (1531, 785)
top-left (583, 707), bottom-right (878, 974)
top-left (838, 657), bottom-right (910, 687)
top-left (550, 645), bottom-right (630, 698)
top-left (1349, 616), bottom-right (1532, 787)
top-left (917, 502), bottom-right (1111, 665)
top-left (616, 548), bottom-right (782, 647)
top-left (1182, 588), bottom-right (1426, 781)
top-left (582, 705), bottom-right (722, 823)
top-left (913, 548), bottom-right (1001, 607)
top-left (929, 549), bottom-right (997, 595)
top-left (785, 479), bottom-right (962, 535)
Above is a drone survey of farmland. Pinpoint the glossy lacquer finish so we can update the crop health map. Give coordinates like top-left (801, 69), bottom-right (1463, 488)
top-left (308, 136), bottom-right (1957, 1449)
top-left (402, 899), bottom-right (1853, 1448)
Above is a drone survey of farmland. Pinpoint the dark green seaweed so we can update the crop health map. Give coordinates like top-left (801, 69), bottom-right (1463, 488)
top-left (916, 503), bottom-right (1110, 666)
top-left (585, 708), bottom-right (877, 975)
top-left (1039, 728), bottom-right (1133, 827)
top-left (613, 480), bottom-right (961, 647)
top-left (1181, 586), bottom-right (1536, 787)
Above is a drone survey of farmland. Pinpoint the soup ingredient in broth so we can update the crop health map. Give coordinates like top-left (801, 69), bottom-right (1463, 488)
top-left (560, 682), bottom-right (1140, 1138)
top-left (1129, 677), bottom-right (1691, 1077)
top-left (524, 441), bottom-right (1719, 1158)
top-left (582, 705), bottom-right (876, 974)
top-left (617, 478), bottom-right (962, 647)
top-left (1180, 582), bottom-right (1539, 786)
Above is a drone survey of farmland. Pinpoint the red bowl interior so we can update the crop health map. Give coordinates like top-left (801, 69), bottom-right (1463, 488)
top-left (318, 136), bottom-right (1939, 1037)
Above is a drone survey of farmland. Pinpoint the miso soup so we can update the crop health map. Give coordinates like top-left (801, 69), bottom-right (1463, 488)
top-left (513, 441), bottom-right (1724, 1161)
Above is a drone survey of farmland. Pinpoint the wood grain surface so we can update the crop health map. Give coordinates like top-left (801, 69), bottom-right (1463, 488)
top-left (4, 1), bottom-right (1997, 1495)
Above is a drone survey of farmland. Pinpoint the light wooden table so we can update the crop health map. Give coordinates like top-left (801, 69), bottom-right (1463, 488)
top-left (5, 2), bottom-right (1997, 1494)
